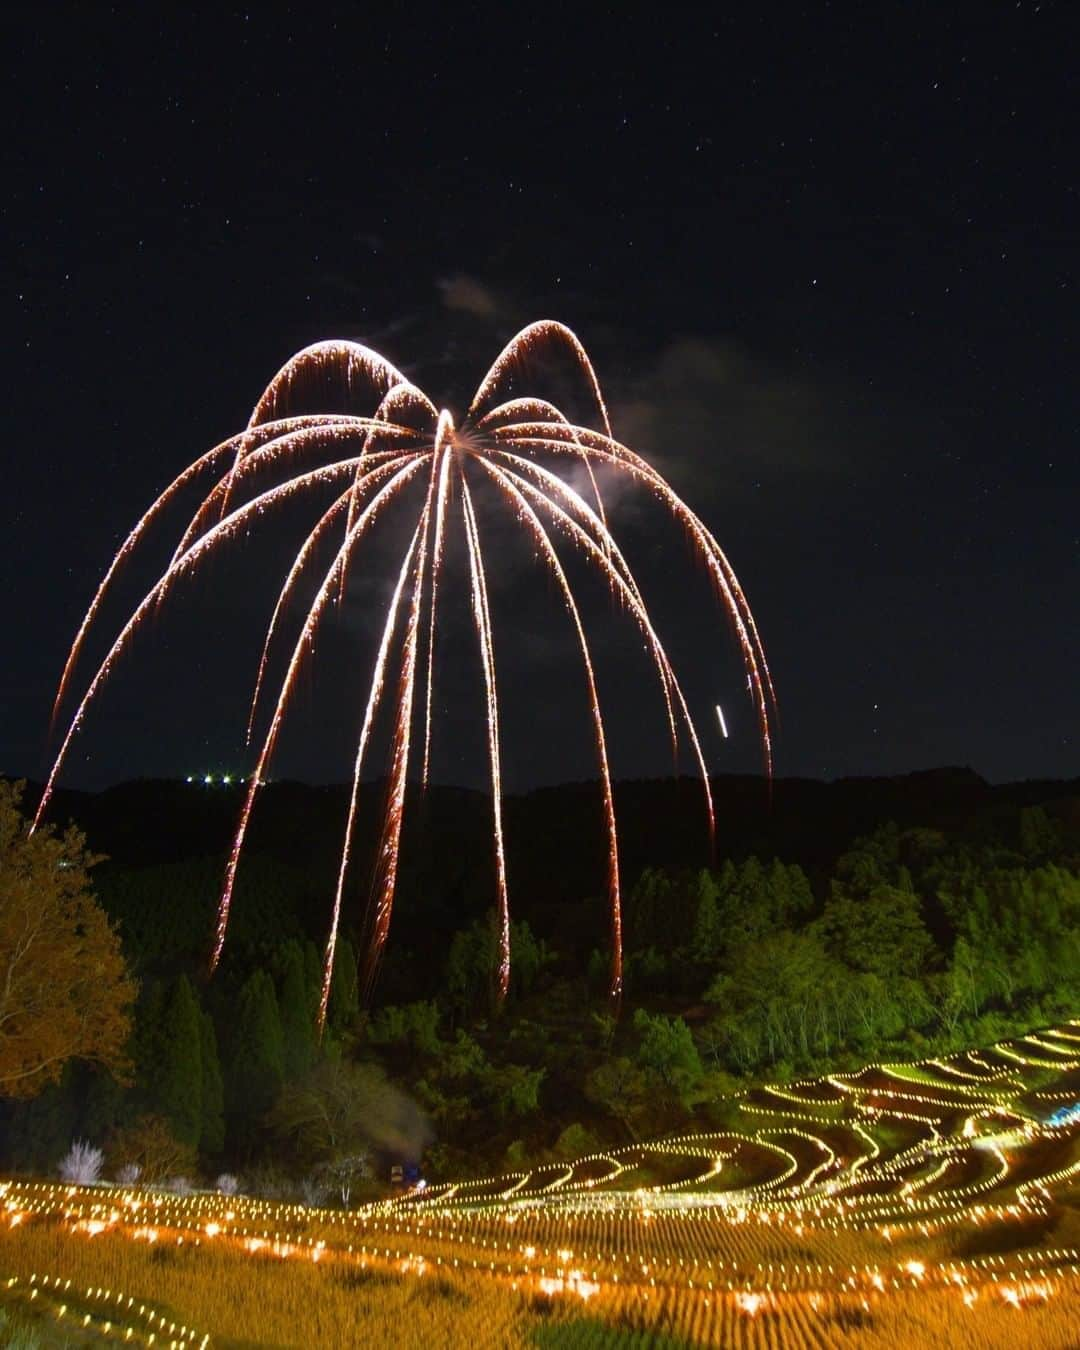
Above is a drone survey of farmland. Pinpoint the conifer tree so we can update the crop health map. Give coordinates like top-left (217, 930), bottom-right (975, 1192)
top-left (327, 938), bottom-right (360, 1035)
top-left (691, 870), bottom-right (723, 964)
top-left (732, 856), bottom-right (770, 941)
top-left (228, 970), bottom-right (284, 1146)
top-left (199, 1011), bottom-right (224, 1155)
top-left (151, 975), bottom-right (203, 1148)
top-left (766, 858), bottom-right (792, 923)
top-left (628, 868), bottom-right (672, 951)
top-left (133, 982), bottom-right (166, 1091)
top-left (279, 942), bottom-right (315, 1080)
top-left (785, 864), bottom-right (815, 919)
top-left (303, 941), bottom-right (322, 1019)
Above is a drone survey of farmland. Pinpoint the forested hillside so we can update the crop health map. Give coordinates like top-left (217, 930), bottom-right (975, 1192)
top-left (3, 772), bottom-right (1078, 1192)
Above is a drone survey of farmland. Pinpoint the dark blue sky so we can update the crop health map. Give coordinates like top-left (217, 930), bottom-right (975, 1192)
top-left (5, 3), bottom-right (1077, 792)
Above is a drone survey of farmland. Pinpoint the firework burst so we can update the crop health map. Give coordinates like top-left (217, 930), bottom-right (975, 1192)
top-left (35, 322), bottom-right (775, 1025)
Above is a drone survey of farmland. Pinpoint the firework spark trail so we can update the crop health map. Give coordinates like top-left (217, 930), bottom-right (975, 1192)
top-left (337, 382), bottom-right (438, 607)
top-left (53, 413), bottom-right (375, 722)
top-left (248, 341), bottom-right (411, 428)
top-left (420, 442), bottom-right (454, 787)
top-left (519, 419), bottom-right (778, 717)
top-left (478, 394), bottom-right (622, 599)
top-left (338, 427), bottom-right (445, 1012)
top-left (493, 418), bottom-right (769, 671)
top-left (34, 452), bottom-right (418, 836)
top-left (361, 480), bottom-right (436, 998)
top-left (50, 418), bottom-right (366, 724)
top-left (49, 439), bottom-right (232, 729)
top-left (485, 445), bottom-right (683, 772)
top-left (493, 426), bottom-right (775, 775)
top-left (172, 419), bottom-right (417, 569)
top-left (246, 489), bottom-right (352, 746)
top-left (460, 470), bottom-right (511, 1001)
top-left (319, 522), bottom-right (423, 1027)
top-left (480, 454), bottom-right (715, 849)
top-left (469, 322), bottom-right (615, 533)
top-left (212, 456), bottom-right (428, 970)
top-left (475, 456), bottom-right (622, 999)
top-left (39, 321), bottom-right (774, 1014)
top-left (469, 321), bottom-right (615, 443)
top-left (240, 441), bottom-right (427, 745)
top-left (219, 341), bottom-right (412, 520)
top-left (482, 445), bottom-right (715, 834)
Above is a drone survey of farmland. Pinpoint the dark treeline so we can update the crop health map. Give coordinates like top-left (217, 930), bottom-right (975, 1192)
top-left (3, 771), bottom-right (1078, 1192)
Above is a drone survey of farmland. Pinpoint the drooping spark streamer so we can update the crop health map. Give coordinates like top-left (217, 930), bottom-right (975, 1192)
top-left (488, 426), bottom-right (776, 774)
top-left (355, 425), bottom-right (447, 999)
top-left (460, 469), bottom-right (511, 1001)
top-left (320, 523), bottom-right (423, 1027)
top-left (336, 380), bottom-right (438, 610)
top-left (479, 448), bottom-right (710, 833)
top-left (218, 341), bottom-right (413, 521)
top-left (475, 458), bottom-right (622, 999)
top-left (475, 453), bottom-right (716, 845)
top-left (35, 449), bottom-right (423, 840)
top-left (246, 489), bottom-right (353, 747)
top-left (39, 322), bottom-right (775, 1022)
top-left (420, 441), bottom-right (454, 787)
top-left (50, 414), bottom-right (369, 728)
top-left (213, 455), bottom-right (428, 968)
top-left (716, 705), bottom-right (729, 739)
top-left (469, 321), bottom-right (614, 533)
top-left (362, 483), bottom-right (433, 998)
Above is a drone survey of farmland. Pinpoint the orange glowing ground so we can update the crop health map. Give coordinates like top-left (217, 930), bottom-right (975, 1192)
top-left (3, 1021), bottom-right (1080, 1346)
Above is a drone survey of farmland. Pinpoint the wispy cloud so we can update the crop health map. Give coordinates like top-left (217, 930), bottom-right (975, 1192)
top-left (437, 274), bottom-right (507, 321)
top-left (610, 337), bottom-right (865, 492)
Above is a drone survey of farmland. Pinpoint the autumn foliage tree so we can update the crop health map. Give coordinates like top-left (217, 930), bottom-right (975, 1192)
top-left (105, 1113), bottom-right (196, 1184)
top-left (0, 781), bottom-right (136, 1098)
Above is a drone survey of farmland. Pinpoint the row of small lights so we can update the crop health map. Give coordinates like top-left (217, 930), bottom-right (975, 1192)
top-left (183, 774), bottom-right (266, 786)
top-left (3, 1272), bottom-right (208, 1347)
top-left (3, 1019), bottom-right (1079, 1318)
top-left (9, 1180), bottom-right (1080, 1310)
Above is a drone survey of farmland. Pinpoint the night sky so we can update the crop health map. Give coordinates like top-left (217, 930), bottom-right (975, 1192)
top-left (6, 3), bottom-right (1077, 795)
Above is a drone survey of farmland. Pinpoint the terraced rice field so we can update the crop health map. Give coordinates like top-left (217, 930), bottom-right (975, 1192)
top-left (3, 1021), bottom-right (1080, 1346)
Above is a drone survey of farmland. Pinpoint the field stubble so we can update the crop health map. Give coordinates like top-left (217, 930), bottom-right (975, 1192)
top-left (3, 1022), bottom-right (1080, 1347)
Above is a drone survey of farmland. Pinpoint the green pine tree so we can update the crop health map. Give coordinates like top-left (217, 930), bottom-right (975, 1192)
top-left (628, 868), bottom-right (672, 951)
top-left (691, 869), bottom-right (723, 964)
top-left (151, 976), bottom-right (203, 1149)
top-left (733, 857), bottom-right (771, 941)
top-left (199, 1012), bottom-right (224, 1156)
top-left (133, 981), bottom-right (166, 1093)
top-left (766, 858), bottom-right (791, 923)
top-left (279, 942), bottom-right (316, 1080)
top-left (785, 864), bottom-right (815, 919)
top-left (303, 941), bottom-right (323, 1021)
top-left (228, 970), bottom-right (285, 1148)
top-left (327, 938), bottom-right (360, 1034)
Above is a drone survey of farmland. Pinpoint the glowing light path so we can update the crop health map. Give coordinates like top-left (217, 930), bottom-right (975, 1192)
top-left (35, 323), bottom-right (776, 1016)
top-left (4, 1022), bottom-right (1080, 1345)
